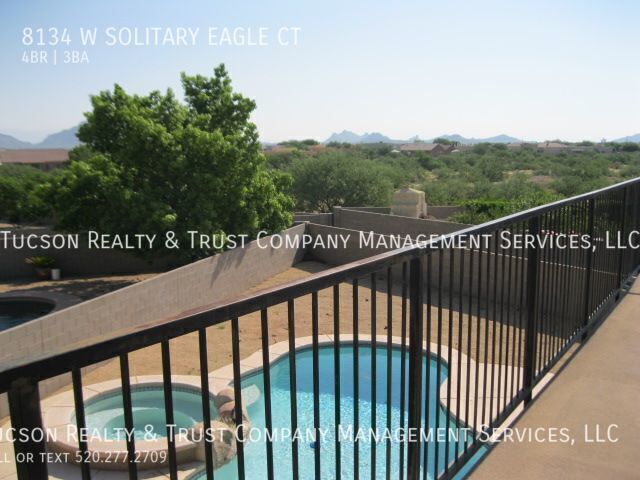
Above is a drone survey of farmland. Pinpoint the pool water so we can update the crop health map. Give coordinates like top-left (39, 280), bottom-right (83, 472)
top-left (81, 386), bottom-right (217, 441)
top-left (0, 300), bottom-right (54, 332)
top-left (201, 345), bottom-right (485, 480)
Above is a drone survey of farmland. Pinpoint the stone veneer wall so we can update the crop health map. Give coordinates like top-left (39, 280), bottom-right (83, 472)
top-left (0, 224), bottom-right (307, 418)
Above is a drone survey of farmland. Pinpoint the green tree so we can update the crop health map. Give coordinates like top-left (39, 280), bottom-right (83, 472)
top-left (620, 142), bottom-right (640, 152)
top-left (277, 139), bottom-right (319, 149)
top-left (289, 152), bottom-right (394, 212)
top-left (476, 156), bottom-right (506, 182)
top-left (0, 165), bottom-right (51, 223)
top-left (50, 65), bottom-right (294, 260)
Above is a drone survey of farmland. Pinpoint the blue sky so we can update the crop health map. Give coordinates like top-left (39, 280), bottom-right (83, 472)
top-left (1, 0), bottom-right (638, 143)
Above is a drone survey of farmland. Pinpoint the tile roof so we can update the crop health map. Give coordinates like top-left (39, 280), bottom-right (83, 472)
top-left (0, 149), bottom-right (69, 165)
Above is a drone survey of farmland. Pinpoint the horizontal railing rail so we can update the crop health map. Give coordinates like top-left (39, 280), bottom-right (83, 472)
top-left (2, 176), bottom-right (639, 480)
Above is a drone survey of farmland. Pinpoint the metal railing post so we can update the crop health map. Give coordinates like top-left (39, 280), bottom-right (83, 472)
top-left (523, 216), bottom-right (540, 405)
top-left (582, 198), bottom-right (596, 340)
top-left (616, 187), bottom-right (628, 292)
top-left (8, 378), bottom-right (48, 480)
top-left (406, 257), bottom-right (424, 480)
top-left (633, 186), bottom-right (640, 268)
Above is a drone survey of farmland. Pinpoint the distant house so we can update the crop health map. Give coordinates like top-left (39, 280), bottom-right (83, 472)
top-left (594, 145), bottom-right (614, 154)
top-left (507, 143), bottom-right (523, 151)
top-left (569, 146), bottom-right (590, 154)
top-left (0, 149), bottom-right (69, 171)
top-left (569, 144), bottom-right (614, 154)
top-left (537, 142), bottom-right (569, 154)
top-left (455, 144), bottom-right (474, 152)
top-left (399, 143), bottom-right (454, 155)
top-left (507, 142), bottom-right (535, 151)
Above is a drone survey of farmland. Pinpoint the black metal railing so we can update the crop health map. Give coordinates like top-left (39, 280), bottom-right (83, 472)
top-left (1, 177), bottom-right (639, 480)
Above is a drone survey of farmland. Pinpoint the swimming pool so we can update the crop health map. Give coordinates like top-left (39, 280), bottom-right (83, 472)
top-left (194, 344), bottom-right (485, 480)
top-left (0, 299), bottom-right (54, 332)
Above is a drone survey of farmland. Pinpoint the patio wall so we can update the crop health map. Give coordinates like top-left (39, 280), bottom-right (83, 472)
top-left (428, 205), bottom-right (462, 219)
top-left (306, 222), bottom-right (597, 326)
top-left (0, 226), bottom-right (172, 280)
top-left (0, 224), bottom-right (306, 417)
top-left (334, 207), bottom-right (468, 237)
top-left (292, 205), bottom-right (462, 228)
top-left (293, 212), bottom-right (333, 225)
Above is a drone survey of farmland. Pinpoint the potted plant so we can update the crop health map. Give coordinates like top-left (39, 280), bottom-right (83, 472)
top-left (25, 256), bottom-right (56, 280)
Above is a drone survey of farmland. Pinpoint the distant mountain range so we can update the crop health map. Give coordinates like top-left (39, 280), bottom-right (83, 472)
top-left (325, 130), bottom-right (412, 144)
top-left (324, 130), bottom-right (523, 145)
top-left (614, 133), bottom-right (640, 143)
top-left (325, 130), bottom-right (640, 145)
top-left (2, 126), bottom-right (638, 149)
top-left (0, 126), bottom-right (80, 149)
top-left (431, 133), bottom-right (523, 144)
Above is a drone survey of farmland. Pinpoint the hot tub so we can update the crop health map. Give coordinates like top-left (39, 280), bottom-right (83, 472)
top-left (0, 291), bottom-right (81, 332)
top-left (43, 376), bottom-right (238, 471)
top-left (0, 298), bottom-right (54, 331)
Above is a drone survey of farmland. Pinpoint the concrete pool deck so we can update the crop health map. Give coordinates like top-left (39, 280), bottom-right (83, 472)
top-left (470, 276), bottom-right (640, 480)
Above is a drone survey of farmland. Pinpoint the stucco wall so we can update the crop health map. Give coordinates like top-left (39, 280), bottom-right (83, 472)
top-left (306, 223), bottom-right (521, 312)
top-left (305, 223), bottom-right (591, 326)
top-left (427, 205), bottom-right (461, 220)
top-left (293, 213), bottom-right (333, 225)
top-left (0, 224), bottom-right (307, 417)
top-left (334, 208), bottom-right (469, 237)
top-left (292, 205), bottom-right (462, 227)
top-left (0, 226), bottom-right (172, 280)
top-left (341, 206), bottom-right (391, 214)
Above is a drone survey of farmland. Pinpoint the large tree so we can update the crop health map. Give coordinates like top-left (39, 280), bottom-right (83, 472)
top-left (51, 65), bottom-right (293, 260)
top-left (289, 151), bottom-right (394, 212)
top-left (0, 165), bottom-right (51, 223)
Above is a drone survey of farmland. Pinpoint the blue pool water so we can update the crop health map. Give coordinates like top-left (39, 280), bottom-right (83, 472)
top-left (81, 386), bottom-right (217, 440)
top-left (200, 345), bottom-right (485, 480)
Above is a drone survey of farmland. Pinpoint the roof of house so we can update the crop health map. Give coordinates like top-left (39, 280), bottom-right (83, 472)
top-left (0, 149), bottom-right (69, 165)
top-left (399, 143), bottom-right (443, 152)
top-left (537, 142), bottom-right (568, 149)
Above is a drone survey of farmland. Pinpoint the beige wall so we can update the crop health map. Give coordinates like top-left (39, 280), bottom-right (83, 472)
top-left (341, 206), bottom-right (391, 214)
top-left (0, 225), bottom-right (307, 417)
top-left (293, 213), bottom-right (333, 225)
top-left (339, 206), bottom-right (461, 220)
top-left (306, 222), bottom-right (595, 329)
top-left (427, 205), bottom-right (461, 220)
top-left (0, 226), bottom-right (172, 280)
top-left (292, 206), bottom-right (462, 227)
top-left (334, 207), bottom-right (468, 237)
